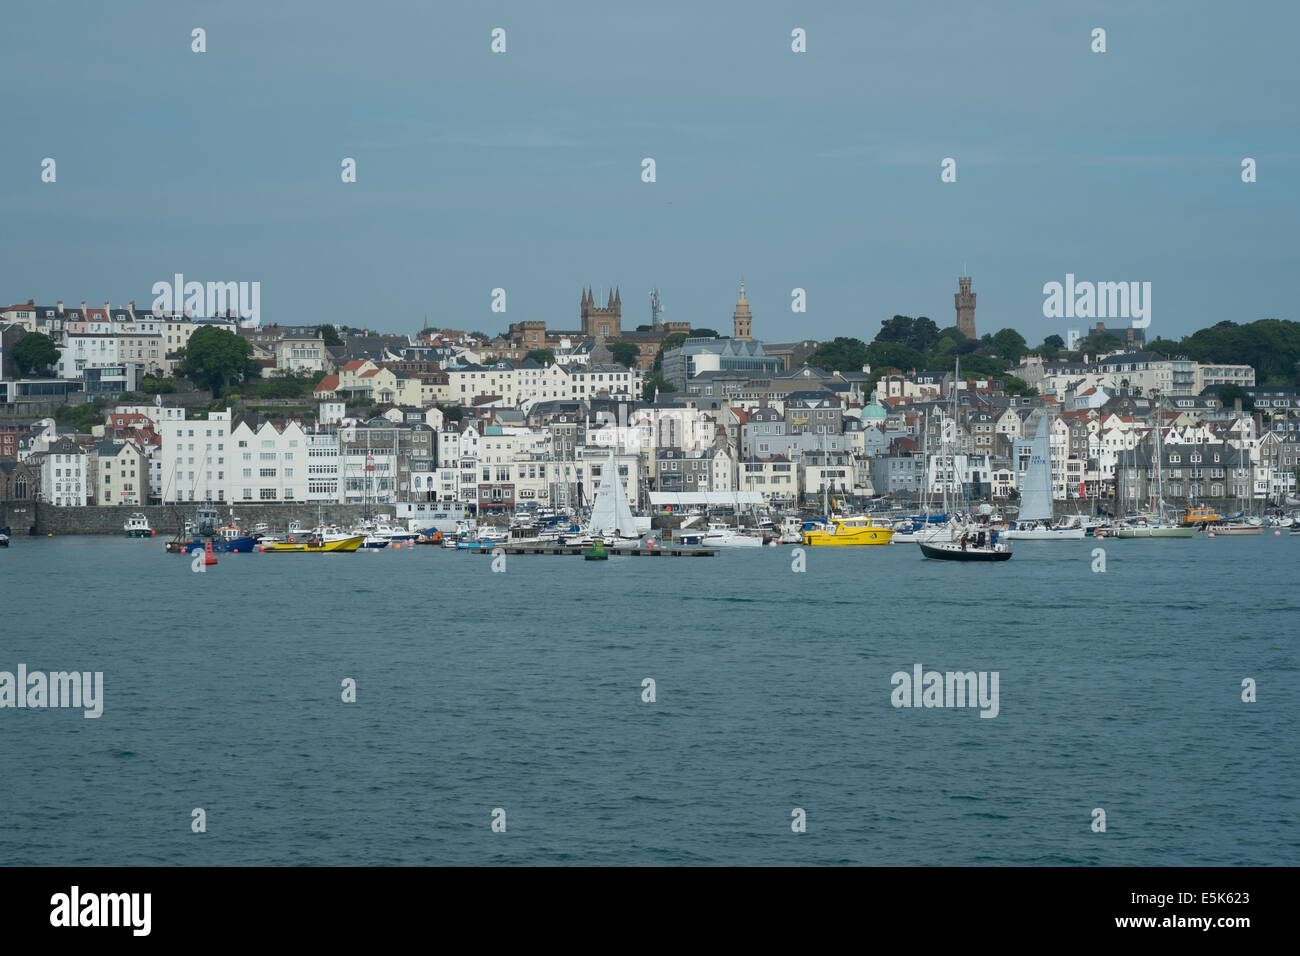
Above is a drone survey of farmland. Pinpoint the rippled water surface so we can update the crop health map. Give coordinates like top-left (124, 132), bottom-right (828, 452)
top-left (1, 534), bottom-right (1296, 865)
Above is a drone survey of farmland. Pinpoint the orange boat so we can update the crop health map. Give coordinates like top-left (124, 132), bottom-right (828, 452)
top-left (1183, 505), bottom-right (1223, 526)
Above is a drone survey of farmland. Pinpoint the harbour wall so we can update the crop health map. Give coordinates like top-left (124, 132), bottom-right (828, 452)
top-left (1, 501), bottom-right (397, 536)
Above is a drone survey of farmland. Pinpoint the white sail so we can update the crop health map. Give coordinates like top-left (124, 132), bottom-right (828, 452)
top-left (588, 450), bottom-right (639, 538)
top-left (1018, 416), bottom-right (1053, 522)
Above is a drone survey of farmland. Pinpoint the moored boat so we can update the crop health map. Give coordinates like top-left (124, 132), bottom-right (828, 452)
top-left (919, 539), bottom-right (1012, 561)
top-left (1183, 505), bottom-right (1224, 526)
top-left (123, 513), bottom-right (153, 537)
top-left (802, 515), bottom-right (894, 546)
top-left (261, 534), bottom-right (364, 553)
top-left (1113, 521), bottom-right (1196, 538)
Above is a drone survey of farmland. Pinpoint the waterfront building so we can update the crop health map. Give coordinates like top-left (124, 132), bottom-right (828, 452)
top-left (91, 440), bottom-right (147, 505)
top-left (36, 435), bottom-right (87, 506)
top-left (160, 410), bottom-right (232, 503)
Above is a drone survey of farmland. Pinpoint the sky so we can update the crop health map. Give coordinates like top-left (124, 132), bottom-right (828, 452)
top-left (2, 0), bottom-right (1297, 346)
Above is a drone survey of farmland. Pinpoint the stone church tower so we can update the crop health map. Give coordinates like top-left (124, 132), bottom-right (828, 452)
top-left (581, 287), bottom-right (621, 340)
top-left (732, 281), bottom-right (752, 341)
top-left (955, 275), bottom-right (976, 339)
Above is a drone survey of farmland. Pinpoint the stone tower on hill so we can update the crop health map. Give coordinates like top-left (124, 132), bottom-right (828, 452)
top-left (581, 287), bottom-right (621, 340)
top-left (955, 275), bottom-right (976, 339)
top-left (732, 281), bottom-right (752, 341)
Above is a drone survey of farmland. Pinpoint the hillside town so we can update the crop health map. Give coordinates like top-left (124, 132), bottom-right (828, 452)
top-left (1, 278), bottom-right (1298, 517)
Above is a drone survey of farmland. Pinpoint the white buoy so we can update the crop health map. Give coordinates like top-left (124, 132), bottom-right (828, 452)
top-left (1207, 532), bottom-right (1216, 538)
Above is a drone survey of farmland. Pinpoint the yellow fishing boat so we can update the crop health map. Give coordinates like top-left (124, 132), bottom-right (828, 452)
top-left (802, 516), bottom-right (895, 546)
top-left (1182, 505), bottom-right (1223, 525)
top-left (261, 534), bottom-right (365, 553)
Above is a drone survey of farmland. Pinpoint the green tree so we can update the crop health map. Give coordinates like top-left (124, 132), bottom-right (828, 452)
top-left (989, 328), bottom-right (1029, 363)
top-left (609, 342), bottom-right (640, 368)
top-left (141, 375), bottom-right (177, 394)
top-left (864, 341), bottom-right (925, 374)
top-left (1216, 384), bottom-right (1255, 411)
top-left (808, 337), bottom-right (871, 372)
top-left (525, 348), bottom-right (556, 366)
top-left (1145, 336), bottom-right (1182, 357)
top-left (953, 352), bottom-right (1008, 378)
top-left (876, 315), bottom-right (939, 354)
top-left (175, 326), bottom-right (259, 392)
top-left (690, 327), bottom-right (720, 339)
top-left (316, 324), bottom-right (343, 347)
top-left (653, 332), bottom-right (690, 370)
top-left (1042, 334), bottom-right (1065, 351)
top-left (1000, 374), bottom-right (1038, 397)
top-left (435, 403), bottom-right (463, 422)
top-left (642, 372), bottom-right (675, 402)
top-left (13, 332), bottom-right (60, 375)
top-left (468, 331), bottom-right (490, 342)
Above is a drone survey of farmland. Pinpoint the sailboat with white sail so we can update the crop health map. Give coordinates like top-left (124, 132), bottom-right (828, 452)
top-left (1004, 415), bottom-right (1085, 540)
top-left (587, 450), bottom-right (641, 544)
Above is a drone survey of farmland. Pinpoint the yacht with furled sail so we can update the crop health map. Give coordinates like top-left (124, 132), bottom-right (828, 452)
top-left (1004, 417), bottom-right (1085, 540)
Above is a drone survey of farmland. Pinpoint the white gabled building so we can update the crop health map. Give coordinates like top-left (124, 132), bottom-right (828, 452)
top-left (230, 420), bottom-right (309, 503)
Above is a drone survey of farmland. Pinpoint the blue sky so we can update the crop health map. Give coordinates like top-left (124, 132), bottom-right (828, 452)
top-left (2, 0), bottom-right (1296, 345)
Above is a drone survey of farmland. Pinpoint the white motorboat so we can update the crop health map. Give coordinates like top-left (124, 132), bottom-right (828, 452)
top-left (1003, 518), bottom-right (1087, 541)
top-left (702, 522), bottom-right (765, 548)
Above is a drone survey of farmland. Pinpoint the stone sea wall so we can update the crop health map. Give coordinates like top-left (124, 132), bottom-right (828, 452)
top-left (0, 501), bottom-right (394, 536)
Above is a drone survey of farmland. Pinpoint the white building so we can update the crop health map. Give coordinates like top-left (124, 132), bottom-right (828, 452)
top-left (56, 334), bottom-right (118, 379)
top-left (160, 410), bottom-right (232, 503)
top-left (230, 420), bottom-right (309, 503)
top-left (39, 436), bottom-right (87, 506)
top-left (305, 430), bottom-right (340, 502)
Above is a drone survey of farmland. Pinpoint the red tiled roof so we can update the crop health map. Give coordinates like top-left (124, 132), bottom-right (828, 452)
top-left (315, 375), bottom-right (339, 392)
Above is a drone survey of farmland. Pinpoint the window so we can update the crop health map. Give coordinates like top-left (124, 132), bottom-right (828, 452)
top-left (243, 489), bottom-right (252, 499)
top-left (260, 488), bottom-right (276, 499)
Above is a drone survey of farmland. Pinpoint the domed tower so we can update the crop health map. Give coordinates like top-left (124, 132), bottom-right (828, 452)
top-left (732, 281), bottom-right (752, 341)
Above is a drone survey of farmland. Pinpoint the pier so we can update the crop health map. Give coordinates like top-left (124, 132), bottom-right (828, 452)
top-left (470, 544), bottom-right (717, 557)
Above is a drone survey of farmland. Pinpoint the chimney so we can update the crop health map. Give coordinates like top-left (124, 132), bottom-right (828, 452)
top-left (129, 300), bottom-right (135, 313)
top-left (1234, 398), bottom-right (1242, 414)
top-left (56, 300), bottom-right (64, 315)
top-left (81, 300), bottom-right (87, 313)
